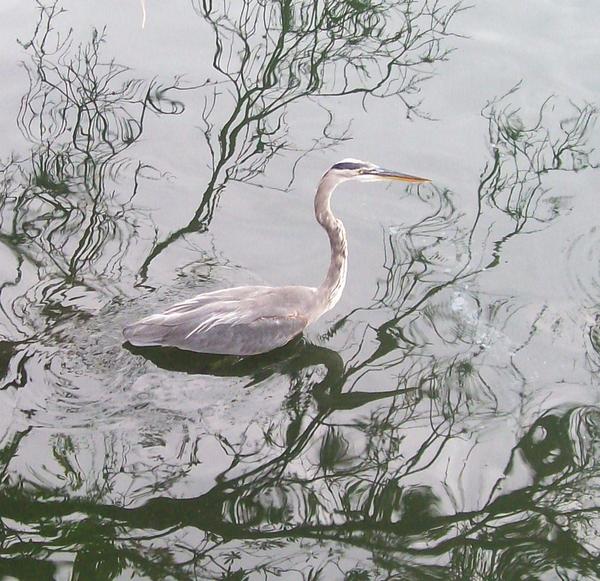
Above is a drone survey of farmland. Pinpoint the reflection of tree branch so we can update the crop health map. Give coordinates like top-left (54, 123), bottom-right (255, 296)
top-left (138, 0), bottom-right (463, 280)
top-left (336, 88), bottom-right (599, 406)
top-left (477, 84), bottom-right (598, 249)
top-left (0, 2), bottom-right (190, 345)
top-left (2, 5), bottom-right (600, 578)
top-left (4, 404), bottom-right (600, 578)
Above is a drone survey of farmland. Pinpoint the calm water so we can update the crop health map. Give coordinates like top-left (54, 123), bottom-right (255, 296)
top-left (1, 1), bottom-right (599, 579)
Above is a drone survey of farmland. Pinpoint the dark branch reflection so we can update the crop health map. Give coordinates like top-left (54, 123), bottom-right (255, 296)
top-left (0, 2), bottom-right (195, 408)
top-left (3, 87), bottom-right (599, 577)
top-left (0, 2), bottom-right (189, 330)
top-left (137, 0), bottom-right (463, 281)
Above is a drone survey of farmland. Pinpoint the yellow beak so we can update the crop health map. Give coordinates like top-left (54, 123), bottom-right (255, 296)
top-left (367, 167), bottom-right (430, 183)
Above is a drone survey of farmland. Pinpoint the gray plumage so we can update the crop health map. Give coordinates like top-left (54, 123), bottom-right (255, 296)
top-left (123, 159), bottom-right (428, 355)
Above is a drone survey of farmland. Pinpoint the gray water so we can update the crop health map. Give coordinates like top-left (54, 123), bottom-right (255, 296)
top-left (1, 1), bottom-right (600, 579)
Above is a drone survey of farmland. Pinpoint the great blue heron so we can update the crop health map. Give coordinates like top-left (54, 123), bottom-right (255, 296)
top-left (123, 159), bottom-right (429, 355)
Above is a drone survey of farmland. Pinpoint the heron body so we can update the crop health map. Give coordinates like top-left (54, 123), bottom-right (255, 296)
top-left (123, 159), bottom-right (428, 355)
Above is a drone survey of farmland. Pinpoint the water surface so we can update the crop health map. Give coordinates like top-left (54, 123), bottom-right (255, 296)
top-left (1, 1), bottom-right (600, 579)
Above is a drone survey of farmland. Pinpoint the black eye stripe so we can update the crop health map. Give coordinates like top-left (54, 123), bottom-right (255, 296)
top-left (332, 162), bottom-right (366, 171)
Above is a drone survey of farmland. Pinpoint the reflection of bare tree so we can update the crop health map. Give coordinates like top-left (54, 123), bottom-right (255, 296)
top-left (481, 85), bottom-right (597, 228)
top-left (471, 84), bottom-right (599, 275)
top-left (3, 403), bottom-right (600, 578)
top-left (128, 92), bottom-right (600, 576)
top-left (3, 85), bottom-right (599, 577)
top-left (341, 89), bottom-right (599, 396)
top-left (1, 4), bottom-right (599, 579)
top-left (138, 0), bottom-right (464, 280)
top-left (0, 2), bottom-right (188, 349)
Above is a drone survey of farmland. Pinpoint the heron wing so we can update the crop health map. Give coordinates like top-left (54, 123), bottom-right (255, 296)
top-left (124, 285), bottom-right (317, 355)
top-left (159, 286), bottom-right (269, 316)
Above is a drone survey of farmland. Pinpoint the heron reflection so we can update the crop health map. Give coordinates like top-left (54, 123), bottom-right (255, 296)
top-left (124, 160), bottom-right (429, 355)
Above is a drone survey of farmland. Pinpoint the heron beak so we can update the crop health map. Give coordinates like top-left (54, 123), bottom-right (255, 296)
top-left (366, 167), bottom-right (430, 183)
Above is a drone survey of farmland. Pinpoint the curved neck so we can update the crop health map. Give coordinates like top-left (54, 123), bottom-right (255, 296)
top-left (315, 172), bottom-right (348, 312)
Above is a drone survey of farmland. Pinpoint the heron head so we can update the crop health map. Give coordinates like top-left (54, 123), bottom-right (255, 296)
top-left (329, 158), bottom-right (430, 184)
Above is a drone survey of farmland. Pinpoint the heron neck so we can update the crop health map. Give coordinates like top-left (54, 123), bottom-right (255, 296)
top-left (315, 174), bottom-right (348, 312)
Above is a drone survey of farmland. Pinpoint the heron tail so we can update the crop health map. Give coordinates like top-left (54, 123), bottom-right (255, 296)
top-left (123, 320), bottom-right (169, 346)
